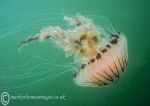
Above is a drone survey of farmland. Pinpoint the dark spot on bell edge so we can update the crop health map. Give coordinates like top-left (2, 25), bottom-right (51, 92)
top-left (73, 71), bottom-right (77, 78)
top-left (101, 48), bottom-right (107, 53)
top-left (106, 44), bottom-right (111, 49)
top-left (96, 53), bottom-right (101, 59)
top-left (111, 32), bottom-right (120, 38)
top-left (111, 38), bottom-right (118, 44)
top-left (80, 64), bottom-right (86, 69)
top-left (90, 58), bottom-right (95, 63)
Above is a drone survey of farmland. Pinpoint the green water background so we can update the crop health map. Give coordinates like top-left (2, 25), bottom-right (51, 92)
top-left (0, 0), bottom-right (150, 106)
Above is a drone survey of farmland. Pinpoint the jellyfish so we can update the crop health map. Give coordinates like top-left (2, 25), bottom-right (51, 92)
top-left (18, 14), bottom-right (128, 87)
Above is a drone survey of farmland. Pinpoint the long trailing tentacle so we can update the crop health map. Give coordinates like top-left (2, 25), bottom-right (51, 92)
top-left (18, 14), bottom-right (109, 64)
top-left (18, 26), bottom-right (66, 49)
top-left (18, 35), bottom-right (39, 48)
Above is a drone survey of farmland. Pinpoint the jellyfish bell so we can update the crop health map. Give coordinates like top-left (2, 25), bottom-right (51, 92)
top-left (19, 13), bottom-right (128, 87)
top-left (73, 32), bottom-right (128, 87)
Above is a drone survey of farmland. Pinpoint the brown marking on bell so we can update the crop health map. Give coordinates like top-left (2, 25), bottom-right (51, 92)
top-left (80, 64), bottom-right (86, 69)
top-left (91, 75), bottom-right (108, 86)
top-left (107, 64), bottom-right (119, 78)
top-left (111, 33), bottom-right (119, 39)
top-left (73, 72), bottom-right (77, 78)
top-left (96, 53), bottom-right (101, 59)
top-left (96, 73), bottom-right (112, 82)
top-left (106, 44), bottom-right (111, 49)
top-left (90, 58), bottom-right (95, 63)
top-left (112, 60), bottom-right (120, 78)
top-left (73, 70), bottom-right (79, 78)
top-left (103, 70), bottom-right (114, 81)
top-left (110, 37), bottom-right (118, 44)
top-left (110, 34), bottom-right (115, 37)
top-left (101, 48), bottom-right (107, 53)
top-left (115, 35), bottom-right (119, 38)
top-left (117, 56), bottom-right (124, 72)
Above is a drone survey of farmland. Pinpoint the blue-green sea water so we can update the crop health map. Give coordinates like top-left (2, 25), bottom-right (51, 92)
top-left (0, 0), bottom-right (150, 106)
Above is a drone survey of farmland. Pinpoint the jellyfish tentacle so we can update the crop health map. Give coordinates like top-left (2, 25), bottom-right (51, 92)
top-left (18, 26), bottom-right (66, 49)
top-left (64, 13), bottom-right (94, 28)
top-left (18, 35), bottom-right (39, 48)
top-left (64, 15), bottom-right (81, 26)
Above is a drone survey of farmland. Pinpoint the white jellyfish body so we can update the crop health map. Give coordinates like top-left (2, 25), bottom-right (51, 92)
top-left (19, 14), bottom-right (128, 87)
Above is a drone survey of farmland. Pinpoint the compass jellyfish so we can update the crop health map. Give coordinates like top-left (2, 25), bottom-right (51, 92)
top-left (19, 14), bottom-right (128, 87)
